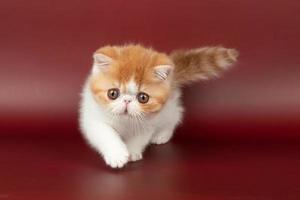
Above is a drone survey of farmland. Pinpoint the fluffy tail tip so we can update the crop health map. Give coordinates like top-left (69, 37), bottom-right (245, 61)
top-left (228, 48), bottom-right (239, 62)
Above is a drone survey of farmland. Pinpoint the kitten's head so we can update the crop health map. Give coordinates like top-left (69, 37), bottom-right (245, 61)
top-left (89, 44), bottom-right (174, 118)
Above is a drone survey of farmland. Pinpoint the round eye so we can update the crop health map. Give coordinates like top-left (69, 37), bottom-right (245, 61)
top-left (107, 88), bottom-right (120, 100)
top-left (137, 92), bottom-right (149, 104)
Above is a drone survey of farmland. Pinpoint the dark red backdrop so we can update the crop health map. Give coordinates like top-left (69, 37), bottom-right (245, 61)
top-left (1, 1), bottom-right (300, 199)
top-left (1, 0), bottom-right (300, 139)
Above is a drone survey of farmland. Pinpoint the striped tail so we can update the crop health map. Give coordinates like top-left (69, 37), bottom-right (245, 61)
top-left (170, 46), bottom-right (239, 86)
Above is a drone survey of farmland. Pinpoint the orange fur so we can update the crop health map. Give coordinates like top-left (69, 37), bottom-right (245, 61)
top-left (94, 45), bottom-right (172, 84)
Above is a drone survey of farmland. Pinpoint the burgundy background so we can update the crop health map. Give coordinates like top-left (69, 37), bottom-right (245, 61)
top-left (1, 0), bottom-right (300, 139)
top-left (1, 0), bottom-right (300, 199)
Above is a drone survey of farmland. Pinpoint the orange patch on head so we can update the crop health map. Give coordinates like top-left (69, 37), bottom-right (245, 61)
top-left (94, 44), bottom-right (173, 83)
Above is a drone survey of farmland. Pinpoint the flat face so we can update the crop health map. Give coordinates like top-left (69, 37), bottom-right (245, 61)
top-left (90, 45), bottom-right (173, 117)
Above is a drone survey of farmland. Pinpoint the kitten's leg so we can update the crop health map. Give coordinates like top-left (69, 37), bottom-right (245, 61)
top-left (151, 101), bottom-right (183, 145)
top-left (82, 121), bottom-right (129, 168)
top-left (125, 132), bottom-right (153, 162)
top-left (150, 129), bottom-right (174, 145)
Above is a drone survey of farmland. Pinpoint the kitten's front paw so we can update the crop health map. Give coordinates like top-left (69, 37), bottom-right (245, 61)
top-left (150, 131), bottom-right (173, 145)
top-left (103, 148), bottom-right (129, 168)
top-left (130, 152), bottom-right (143, 162)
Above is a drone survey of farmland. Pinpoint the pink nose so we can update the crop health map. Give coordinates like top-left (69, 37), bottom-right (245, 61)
top-left (124, 99), bottom-right (132, 104)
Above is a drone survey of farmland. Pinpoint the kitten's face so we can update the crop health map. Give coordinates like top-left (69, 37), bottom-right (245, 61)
top-left (89, 45), bottom-right (174, 118)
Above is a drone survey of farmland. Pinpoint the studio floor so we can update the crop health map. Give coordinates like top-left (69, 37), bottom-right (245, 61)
top-left (1, 135), bottom-right (300, 200)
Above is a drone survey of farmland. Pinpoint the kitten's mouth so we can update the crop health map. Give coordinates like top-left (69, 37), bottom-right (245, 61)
top-left (120, 108), bottom-right (128, 115)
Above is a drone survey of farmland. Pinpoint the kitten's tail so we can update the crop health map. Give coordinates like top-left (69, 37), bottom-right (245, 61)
top-left (170, 46), bottom-right (239, 86)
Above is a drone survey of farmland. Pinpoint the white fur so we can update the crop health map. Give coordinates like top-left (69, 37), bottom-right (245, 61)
top-left (79, 76), bottom-right (183, 168)
top-left (127, 79), bottom-right (138, 94)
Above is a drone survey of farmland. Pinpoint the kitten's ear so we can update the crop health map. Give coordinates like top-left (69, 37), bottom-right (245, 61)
top-left (153, 65), bottom-right (174, 81)
top-left (92, 53), bottom-right (113, 74)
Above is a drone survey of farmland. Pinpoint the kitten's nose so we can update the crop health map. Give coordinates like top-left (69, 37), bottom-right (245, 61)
top-left (123, 99), bottom-right (132, 104)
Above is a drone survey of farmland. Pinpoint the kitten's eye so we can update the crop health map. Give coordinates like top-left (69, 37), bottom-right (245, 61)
top-left (137, 92), bottom-right (149, 104)
top-left (107, 88), bottom-right (120, 100)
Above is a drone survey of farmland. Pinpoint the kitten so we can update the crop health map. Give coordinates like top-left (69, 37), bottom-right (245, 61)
top-left (79, 44), bottom-right (238, 168)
